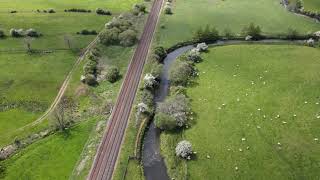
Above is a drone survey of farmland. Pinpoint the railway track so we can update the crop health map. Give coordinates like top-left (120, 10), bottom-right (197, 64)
top-left (88, 0), bottom-right (163, 179)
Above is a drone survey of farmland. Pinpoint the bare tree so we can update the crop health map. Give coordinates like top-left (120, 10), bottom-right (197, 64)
top-left (52, 96), bottom-right (76, 131)
top-left (23, 37), bottom-right (34, 52)
top-left (64, 35), bottom-right (72, 49)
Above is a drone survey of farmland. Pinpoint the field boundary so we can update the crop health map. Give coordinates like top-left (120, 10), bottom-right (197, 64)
top-left (15, 28), bottom-right (104, 132)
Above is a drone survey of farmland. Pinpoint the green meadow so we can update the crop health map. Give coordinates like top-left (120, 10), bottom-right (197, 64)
top-left (162, 44), bottom-right (320, 179)
top-left (0, 0), bottom-right (141, 147)
top-left (156, 0), bottom-right (320, 47)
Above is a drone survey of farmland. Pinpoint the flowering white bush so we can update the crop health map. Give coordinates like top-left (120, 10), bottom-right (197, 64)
top-left (143, 73), bottom-right (157, 89)
top-left (175, 140), bottom-right (193, 158)
top-left (314, 31), bottom-right (320, 37)
top-left (157, 94), bottom-right (189, 127)
top-left (164, 5), bottom-right (172, 14)
top-left (137, 102), bottom-right (148, 113)
top-left (306, 38), bottom-right (315, 47)
top-left (196, 43), bottom-right (208, 52)
top-left (187, 48), bottom-right (202, 63)
top-left (26, 29), bottom-right (40, 37)
top-left (245, 35), bottom-right (252, 41)
top-left (10, 28), bottom-right (24, 37)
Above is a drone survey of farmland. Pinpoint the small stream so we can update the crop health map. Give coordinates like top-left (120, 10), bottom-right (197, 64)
top-left (142, 45), bottom-right (193, 180)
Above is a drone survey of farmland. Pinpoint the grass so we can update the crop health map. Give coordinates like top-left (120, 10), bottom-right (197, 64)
top-left (303, 0), bottom-right (320, 12)
top-left (162, 44), bottom-right (320, 179)
top-left (0, 0), bottom-right (147, 179)
top-left (0, 0), bottom-right (140, 12)
top-left (0, 51), bottom-right (76, 146)
top-left (156, 0), bottom-right (320, 47)
top-left (0, 0), bottom-right (142, 147)
top-left (2, 117), bottom-right (98, 180)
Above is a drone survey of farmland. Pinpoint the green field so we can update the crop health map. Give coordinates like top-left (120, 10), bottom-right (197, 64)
top-left (0, 0), bottom-right (140, 12)
top-left (0, 0), bottom-right (141, 147)
top-left (2, 118), bottom-right (97, 180)
top-left (0, 52), bottom-right (76, 146)
top-left (162, 44), bottom-right (320, 179)
top-left (156, 0), bottom-right (320, 47)
top-left (304, 0), bottom-right (320, 12)
top-left (0, 0), bottom-right (149, 178)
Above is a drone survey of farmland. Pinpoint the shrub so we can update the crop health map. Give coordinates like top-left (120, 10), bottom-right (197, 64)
top-left (10, 28), bottom-right (24, 37)
top-left (79, 29), bottom-right (97, 35)
top-left (83, 60), bottom-right (98, 75)
top-left (296, 0), bottom-right (303, 10)
top-left (26, 29), bottom-right (40, 37)
top-left (141, 89), bottom-right (154, 107)
top-left (65, 8), bottom-right (91, 13)
top-left (10, 10), bottom-right (17, 13)
top-left (48, 8), bottom-right (56, 13)
top-left (154, 46), bottom-right (167, 62)
top-left (169, 60), bottom-right (194, 86)
top-left (193, 25), bottom-right (219, 43)
top-left (242, 23), bottom-right (262, 40)
top-left (223, 28), bottom-right (234, 39)
top-left (119, 29), bottom-right (137, 46)
top-left (0, 29), bottom-right (5, 38)
top-left (306, 38), bottom-right (315, 47)
top-left (105, 66), bottom-right (120, 83)
top-left (96, 8), bottom-right (112, 15)
top-left (99, 28), bottom-right (121, 45)
top-left (133, 4), bottom-right (146, 13)
top-left (144, 73), bottom-right (158, 90)
top-left (196, 43), bottom-right (208, 52)
top-left (157, 94), bottom-right (189, 127)
top-left (287, 28), bottom-right (299, 40)
top-left (0, 163), bottom-right (5, 178)
top-left (137, 102), bottom-right (149, 114)
top-left (85, 74), bottom-right (97, 86)
top-left (187, 49), bottom-right (202, 63)
top-left (164, 5), bottom-right (172, 14)
top-left (150, 62), bottom-right (163, 80)
top-left (175, 140), bottom-right (193, 158)
top-left (154, 112), bottom-right (177, 130)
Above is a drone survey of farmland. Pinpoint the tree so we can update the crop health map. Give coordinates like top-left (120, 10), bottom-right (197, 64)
top-left (193, 25), bottom-right (219, 43)
top-left (164, 5), bottom-right (172, 14)
top-left (99, 28), bottom-right (121, 45)
top-left (105, 66), bottom-right (120, 83)
top-left (175, 140), bottom-right (193, 158)
top-left (154, 112), bottom-right (177, 130)
top-left (119, 29), bottom-right (137, 46)
top-left (169, 60), bottom-right (193, 86)
top-left (296, 0), bottom-right (303, 10)
top-left (242, 23), bottom-right (262, 40)
top-left (0, 163), bottom-right (5, 179)
top-left (143, 73), bottom-right (158, 90)
top-left (157, 94), bottom-right (189, 127)
top-left (187, 48), bottom-right (202, 63)
top-left (153, 46), bottom-right (167, 62)
top-left (287, 28), bottom-right (299, 40)
top-left (52, 97), bottom-right (75, 131)
top-left (0, 29), bottom-right (5, 38)
top-left (23, 37), bottom-right (34, 52)
top-left (64, 35), bottom-right (72, 49)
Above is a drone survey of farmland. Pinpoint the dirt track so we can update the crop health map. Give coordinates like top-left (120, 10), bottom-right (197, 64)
top-left (88, 0), bottom-right (163, 179)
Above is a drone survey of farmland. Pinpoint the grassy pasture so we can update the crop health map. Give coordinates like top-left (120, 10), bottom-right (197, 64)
top-left (289, 0), bottom-right (320, 12)
top-left (162, 44), bottom-right (320, 179)
top-left (2, 117), bottom-right (98, 180)
top-left (0, 0), bottom-right (140, 12)
top-left (156, 0), bottom-right (320, 47)
top-left (0, 0), bottom-right (142, 147)
top-left (303, 0), bottom-right (320, 12)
